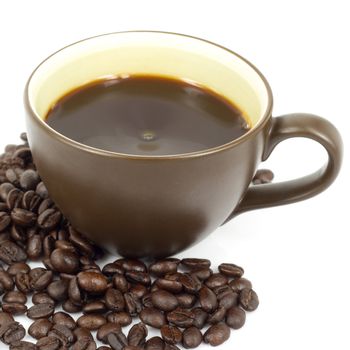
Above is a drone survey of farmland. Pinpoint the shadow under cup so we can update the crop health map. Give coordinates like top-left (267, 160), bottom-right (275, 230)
top-left (24, 32), bottom-right (292, 257)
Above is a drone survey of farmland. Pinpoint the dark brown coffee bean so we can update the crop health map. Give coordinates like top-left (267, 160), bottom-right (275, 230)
top-left (96, 323), bottom-right (121, 343)
top-left (38, 209), bottom-right (62, 231)
top-left (77, 314), bottom-right (106, 331)
top-left (125, 271), bottom-right (151, 286)
top-left (78, 271), bottom-right (108, 294)
top-left (107, 330), bottom-right (128, 350)
top-left (130, 284), bottom-right (148, 299)
top-left (27, 303), bottom-right (55, 319)
top-left (252, 169), bottom-right (274, 184)
top-left (54, 240), bottom-right (75, 252)
top-left (19, 170), bottom-right (40, 191)
top-left (176, 293), bottom-right (196, 308)
top-left (124, 292), bottom-right (142, 316)
top-left (161, 325), bottom-right (182, 345)
top-left (6, 188), bottom-right (23, 209)
top-left (52, 312), bottom-right (76, 330)
top-left (47, 279), bottom-right (69, 301)
top-left (0, 321), bottom-right (26, 345)
top-left (182, 326), bottom-right (202, 349)
top-left (36, 336), bottom-right (61, 350)
top-left (30, 268), bottom-right (53, 291)
top-left (0, 311), bottom-right (14, 327)
top-left (104, 288), bottom-right (125, 312)
top-left (164, 344), bottom-right (180, 350)
top-left (68, 277), bottom-right (83, 305)
top-left (13, 147), bottom-right (32, 162)
top-left (0, 240), bottom-right (27, 264)
top-left (10, 225), bottom-right (27, 243)
top-left (2, 303), bottom-right (27, 315)
top-left (106, 312), bottom-right (132, 327)
top-left (38, 199), bottom-right (54, 215)
top-left (42, 258), bottom-right (55, 271)
top-left (50, 249), bottom-right (79, 274)
top-left (0, 211), bottom-right (11, 231)
top-left (218, 263), bottom-right (244, 278)
top-left (48, 324), bottom-right (75, 346)
top-left (62, 300), bottom-right (82, 313)
top-left (68, 227), bottom-right (96, 258)
top-left (167, 309), bottom-right (195, 328)
top-left (239, 288), bottom-right (259, 311)
top-left (29, 319), bottom-right (53, 339)
top-left (178, 274), bottom-right (201, 294)
top-left (164, 273), bottom-right (182, 281)
top-left (15, 273), bottom-right (31, 293)
top-left (113, 274), bottom-right (128, 293)
top-left (72, 337), bottom-right (97, 350)
top-left (205, 273), bottom-right (228, 289)
top-left (181, 258), bottom-right (211, 270)
top-left (36, 182), bottom-right (49, 199)
top-left (9, 340), bottom-right (37, 350)
top-left (226, 306), bottom-right (246, 329)
top-left (199, 286), bottom-right (217, 312)
top-left (0, 270), bottom-right (14, 290)
top-left (3, 291), bottom-right (27, 304)
top-left (73, 327), bottom-right (93, 340)
top-left (22, 190), bottom-right (41, 212)
top-left (190, 268), bottom-right (212, 281)
top-left (145, 336), bottom-right (165, 350)
top-left (102, 263), bottom-right (124, 277)
top-left (83, 301), bottom-right (107, 314)
top-left (7, 262), bottom-right (30, 276)
top-left (127, 322), bottom-right (148, 346)
top-left (32, 292), bottom-right (55, 305)
top-left (229, 277), bottom-right (252, 292)
top-left (11, 208), bottom-right (37, 227)
top-left (139, 307), bottom-right (166, 329)
top-left (207, 306), bottom-right (227, 324)
top-left (204, 322), bottom-right (230, 346)
top-left (116, 259), bottom-right (147, 273)
top-left (155, 279), bottom-right (182, 294)
top-left (142, 293), bottom-right (153, 308)
top-left (151, 290), bottom-right (179, 312)
top-left (43, 236), bottom-right (55, 258)
top-left (149, 259), bottom-right (180, 277)
top-left (218, 290), bottom-right (239, 309)
top-left (0, 183), bottom-right (15, 201)
top-left (191, 308), bottom-right (208, 329)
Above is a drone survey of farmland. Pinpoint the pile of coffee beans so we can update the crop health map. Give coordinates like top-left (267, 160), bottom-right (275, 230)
top-left (0, 134), bottom-right (265, 350)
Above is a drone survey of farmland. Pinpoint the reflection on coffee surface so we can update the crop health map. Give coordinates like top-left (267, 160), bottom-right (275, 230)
top-left (45, 75), bottom-right (250, 155)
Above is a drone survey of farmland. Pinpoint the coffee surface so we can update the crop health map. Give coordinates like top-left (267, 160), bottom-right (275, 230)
top-left (45, 75), bottom-right (250, 155)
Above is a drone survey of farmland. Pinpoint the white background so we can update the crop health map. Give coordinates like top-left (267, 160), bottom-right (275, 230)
top-left (0, 1), bottom-right (349, 349)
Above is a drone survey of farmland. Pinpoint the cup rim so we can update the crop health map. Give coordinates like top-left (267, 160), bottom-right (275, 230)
top-left (25, 30), bottom-right (273, 160)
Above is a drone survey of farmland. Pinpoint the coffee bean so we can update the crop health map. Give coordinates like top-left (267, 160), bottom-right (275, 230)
top-left (15, 273), bottom-right (31, 293)
top-left (207, 306), bottom-right (227, 324)
top-left (104, 288), bottom-right (125, 312)
top-left (10, 225), bottom-right (27, 243)
top-left (7, 262), bottom-right (30, 276)
top-left (0, 270), bottom-right (14, 290)
top-left (73, 327), bottom-right (93, 340)
top-left (83, 301), bottom-right (107, 314)
top-left (155, 279), bottom-right (182, 294)
top-left (27, 303), bottom-right (55, 319)
top-left (6, 188), bottom-right (23, 209)
top-left (139, 307), bottom-right (166, 329)
top-left (164, 344), bottom-right (180, 350)
top-left (50, 248), bottom-right (79, 274)
top-left (204, 322), bottom-right (230, 346)
top-left (205, 273), bottom-right (228, 289)
top-left (191, 308), bottom-right (208, 329)
top-left (190, 268), bottom-right (212, 281)
top-left (124, 292), bottom-right (142, 316)
top-left (106, 312), bottom-right (132, 326)
top-left (130, 284), bottom-right (148, 299)
top-left (29, 319), bottom-right (53, 340)
top-left (5, 169), bottom-right (21, 187)
top-left (0, 240), bottom-right (27, 264)
top-left (77, 314), bottom-right (106, 331)
top-left (113, 274), bottom-right (128, 293)
top-left (47, 279), bottom-right (69, 301)
top-left (226, 306), bottom-right (246, 329)
top-left (167, 309), bottom-right (195, 328)
top-left (62, 300), bottom-right (82, 313)
top-left (72, 337), bottom-right (97, 350)
top-left (30, 268), bottom-right (53, 291)
top-left (48, 324), bottom-right (76, 346)
top-left (178, 274), bottom-right (201, 294)
top-left (22, 190), bottom-right (41, 212)
top-left (2, 303), bottom-right (27, 315)
top-left (96, 323), bottom-right (121, 343)
top-left (11, 208), bottom-right (37, 227)
top-left (38, 209), bottom-right (61, 231)
top-left (142, 293), bottom-right (153, 308)
top-left (0, 312), bottom-right (14, 328)
top-left (151, 290), bottom-right (179, 312)
top-left (0, 211), bottom-right (11, 231)
top-left (26, 234), bottom-right (42, 260)
top-left (176, 293), bottom-right (196, 308)
top-left (239, 288), bottom-right (259, 311)
top-left (78, 271), bottom-right (108, 294)
top-left (0, 183), bottom-right (15, 201)
top-left (102, 263), bottom-right (124, 277)
top-left (0, 321), bottom-right (26, 345)
top-left (9, 340), bottom-right (37, 350)
top-left (35, 182), bottom-right (49, 199)
top-left (127, 322), bottom-right (148, 346)
top-left (37, 198), bottom-right (54, 215)
top-left (32, 292), bottom-right (55, 305)
top-left (3, 290), bottom-right (27, 304)
top-left (52, 312), bottom-right (76, 330)
top-left (107, 330), bottom-right (127, 350)
top-left (68, 227), bottom-right (96, 259)
top-left (218, 263), bottom-right (244, 278)
top-left (19, 170), bottom-right (40, 191)
top-left (252, 169), bottom-right (274, 184)
top-left (182, 326), bottom-right (202, 349)
top-left (125, 271), bottom-right (151, 286)
top-left (36, 336), bottom-right (61, 350)
top-left (161, 325), bottom-right (182, 345)
top-left (13, 147), bottom-right (32, 162)
top-left (149, 259), bottom-right (180, 277)
top-left (181, 258), bottom-right (211, 270)
top-left (116, 259), bottom-right (147, 273)
top-left (229, 277), bottom-right (252, 292)
top-left (145, 336), bottom-right (165, 350)
top-left (199, 286), bottom-right (217, 313)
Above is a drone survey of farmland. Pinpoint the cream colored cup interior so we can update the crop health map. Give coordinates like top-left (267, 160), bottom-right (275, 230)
top-left (28, 32), bottom-right (270, 128)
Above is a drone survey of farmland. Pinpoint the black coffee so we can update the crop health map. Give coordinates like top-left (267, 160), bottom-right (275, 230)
top-left (45, 75), bottom-right (250, 155)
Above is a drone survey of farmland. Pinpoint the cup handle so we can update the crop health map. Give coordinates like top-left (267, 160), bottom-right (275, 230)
top-left (224, 113), bottom-right (343, 223)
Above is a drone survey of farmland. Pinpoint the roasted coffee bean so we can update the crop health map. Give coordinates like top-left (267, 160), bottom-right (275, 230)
top-left (113, 274), bottom-right (128, 293)
top-left (178, 274), bottom-right (201, 294)
top-left (11, 208), bottom-right (37, 227)
top-left (204, 322), bottom-right (230, 346)
top-left (0, 270), bottom-right (14, 290)
top-left (130, 284), bottom-right (148, 299)
top-left (164, 273), bottom-right (182, 281)
top-left (73, 327), bottom-right (93, 340)
top-left (116, 259), bottom-right (147, 273)
top-left (35, 182), bottom-right (49, 199)
top-left (68, 277), bottom-right (83, 305)
top-left (32, 292), bottom-right (55, 305)
top-left (155, 279), bottom-right (182, 294)
top-left (190, 268), bottom-right (212, 281)
top-left (127, 322), bottom-right (148, 346)
top-left (199, 286), bottom-right (217, 312)
top-left (151, 290), bottom-right (179, 312)
top-left (239, 288), bottom-right (259, 311)
top-left (2, 303), bottom-right (27, 315)
top-left (47, 279), bottom-right (69, 301)
top-left (182, 326), bottom-right (202, 349)
top-left (22, 190), bottom-right (41, 212)
top-left (50, 249), bottom-right (79, 274)
top-left (54, 240), bottom-right (75, 252)
top-left (149, 259), bottom-right (180, 277)
top-left (73, 337), bottom-right (97, 350)
top-left (218, 290), bottom-right (238, 309)
top-left (5, 169), bottom-right (21, 187)
top-left (0, 240), bottom-right (27, 264)
top-left (10, 225), bottom-right (27, 242)
top-left (176, 293), bottom-right (196, 308)
top-left (0, 231), bottom-right (10, 244)
top-left (142, 293), bottom-right (153, 308)
top-left (36, 336), bottom-right (61, 350)
top-left (207, 306), bottom-right (227, 324)
top-left (107, 330), bottom-right (128, 350)
top-left (77, 314), bottom-right (107, 331)
top-left (191, 308), bottom-right (208, 329)
top-left (29, 319), bottom-right (53, 340)
top-left (27, 303), bottom-right (55, 319)
top-left (52, 312), bottom-right (76, 330)
top-left (19, 170), bottom-right (40, 191)
top-left (205, 273), bottom-right (228, 289)
top-left (104, 288), bottom-right (125, 312)
top-left (164, 344), bottom-right (180, 350)
top-left (0, 321), bottom-right (26, 344)
top-left (43, 236), bottom-right (55, 258)
top-left (78, 271), bottom-right (108, 294)
top-left (124, 292), bottom-right (142, 316)
top-left (139, 307), bottom-right (166, 329)
top-left (226, 306), bottom-right (246, 329)
top-left (37, 198), bottom-right (54, 216)
top-left (0, 183), bottom-right (15, 201)
top-left (212, 284), bottom-right (232, 296)
top-left (0, 311), bottom-right (14, 327)
top-left (48, 324), bottom-right (75, 346)
top-left (229, 277), bottom-right (252, 292)
top-left (9, 340), bottom-right (37, 350)
top-left (145, 336), bottom-right (165, 350)
top-left (62, 300), bottom-right (82, 313)
top-left (252, 169), bottom-right (274, 184)
top-left (181, 258), bottom-right (211, 270)
top-left (3, 290), bottom-right (27, 304)
top-left (30, 268), bottom-right (53, 291)
top-left (15, 273), bottom-right (31, 293)
top-left (125, 271), bottom-right (151, 286)
top-left (38, 209), bottom-right (62, 231)
top-left (102, 263), bottom-right (124, 277)
top-left (161, 325), bottom-right (182, 345)
top-left (7, 262), bottom-right (30, 276)
top-left (167, 309), bottom-right (195, 328)
top-left (42, 258), bottom-right (55, 271)
top-left (106, 312), bottom-right (132, 327)
top-left (0, 211), bottom-right (11, 231)
top-left (13, 147), bottom-right (32, 162)
top-left (96, 323), bottom-right (121, 343)
top-left (6, 188), bottom-right (23, 209)
top-left (68, 228), bottom-right (95, 259)
top-left (218, 263), bottom-right (244, 278)
top-left (83, 301), bottom-right (107, 314)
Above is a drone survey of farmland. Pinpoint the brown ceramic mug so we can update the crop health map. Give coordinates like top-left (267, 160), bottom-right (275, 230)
top-left (24, 31), bottom-right (343, 257)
